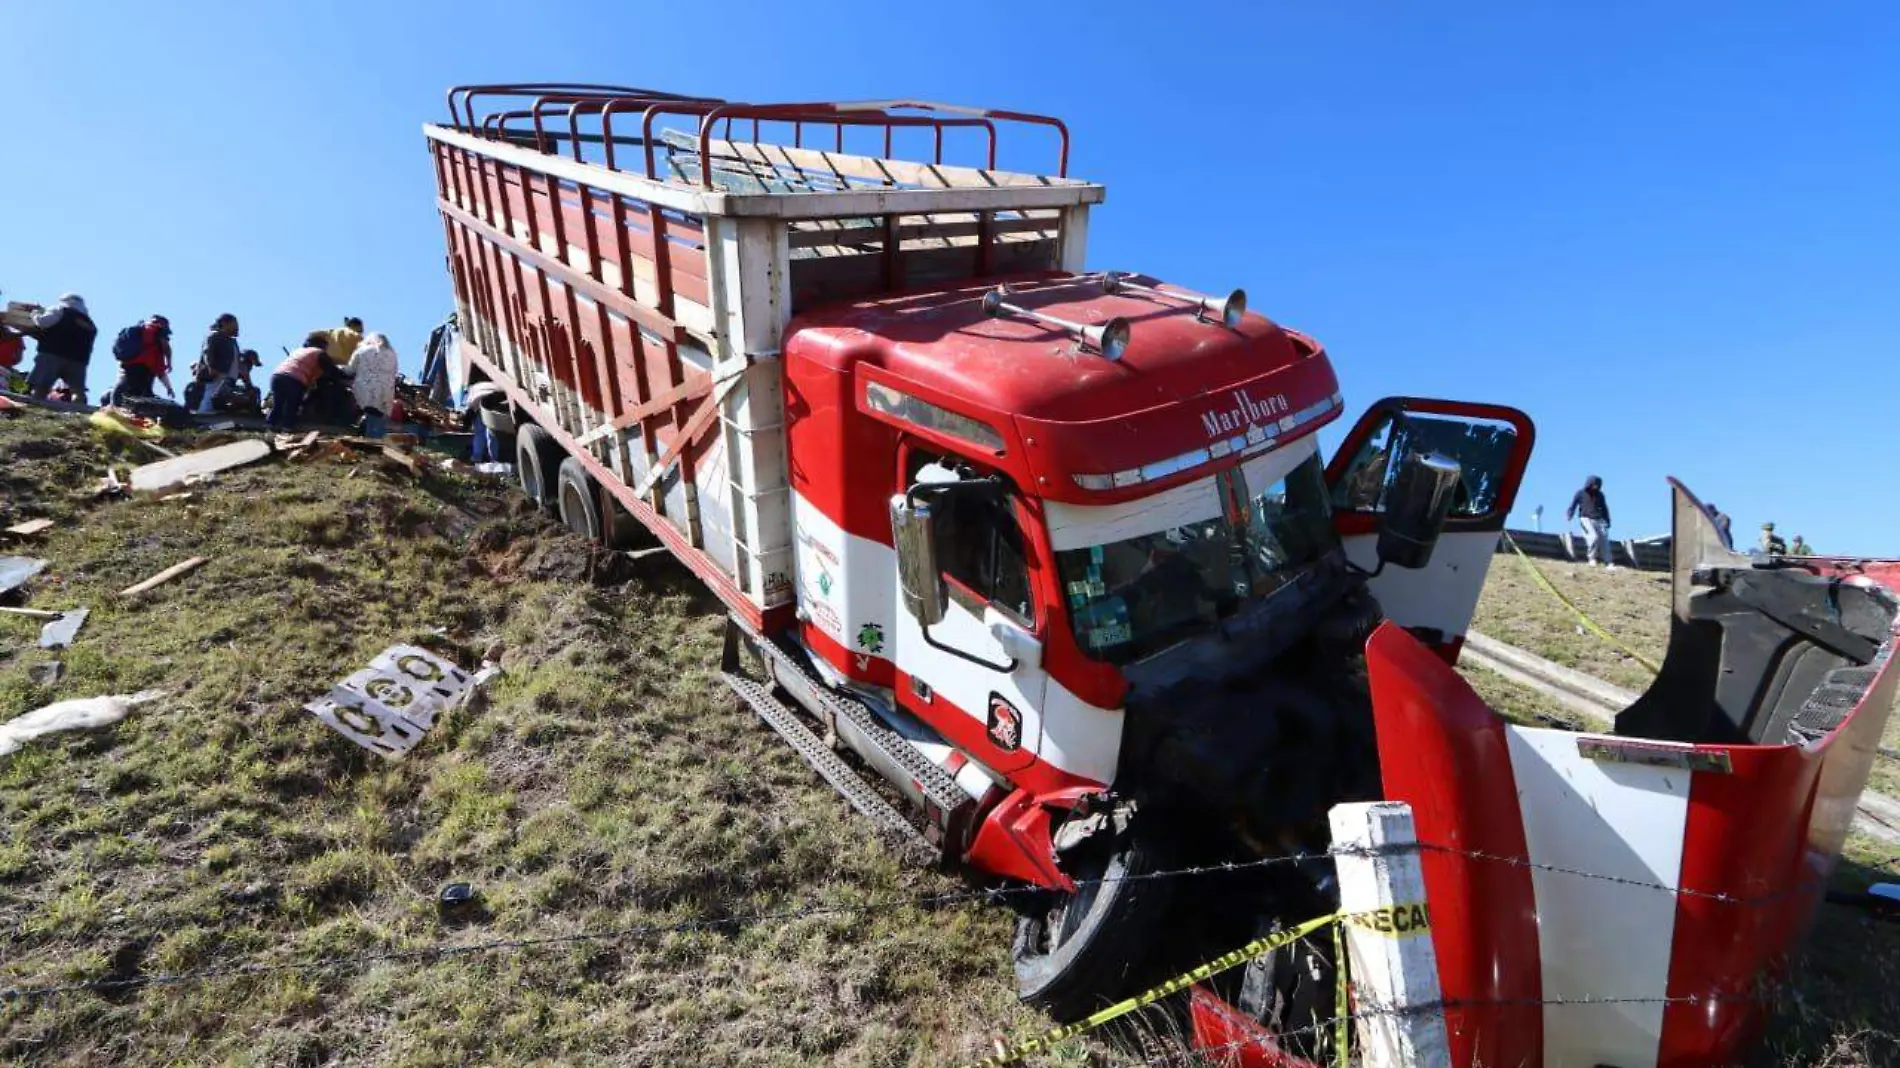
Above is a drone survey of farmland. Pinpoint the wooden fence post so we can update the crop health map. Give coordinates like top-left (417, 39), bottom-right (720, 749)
top-left (1329, 801), bottom-right (1451, 1068)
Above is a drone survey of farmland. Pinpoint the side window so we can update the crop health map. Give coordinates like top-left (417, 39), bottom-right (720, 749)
top-left (1332, 411), bottom-right (1519, 520)
top-left (908, 452), bottom-right (1034, 624)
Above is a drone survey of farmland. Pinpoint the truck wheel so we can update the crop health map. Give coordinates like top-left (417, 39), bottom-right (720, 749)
top-left (1013, 818), bottom-right (1174, 1023)
top-left (556, 456), bottom-right (602, 541)
top-left (515, 424), bottom-right (563, 513)
top-left (597, 485), bottom-right (655, 550)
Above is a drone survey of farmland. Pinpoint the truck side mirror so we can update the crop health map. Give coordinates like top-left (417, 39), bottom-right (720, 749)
top-left (890, 494), bottom-right (947, 626)
top-left (1376, 452), bottom-right (1463, 569)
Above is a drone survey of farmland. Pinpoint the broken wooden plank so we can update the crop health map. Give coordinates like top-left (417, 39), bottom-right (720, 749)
top-left (119, 556), bottom-right (208, 598)
top-left (273, 430), bottom-right (320, 453)
top-left (130, 440), bottom-right (273, 494)
top-left (380, 447), bottom-right (425, 478)
top-left (4, 519), bottom-right (54, 538)
top-left (0, 606), bottom-right (62, 620)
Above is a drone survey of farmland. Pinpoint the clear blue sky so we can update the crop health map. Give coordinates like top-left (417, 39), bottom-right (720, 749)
top-left (4, 2), bottom-right (1894, 552)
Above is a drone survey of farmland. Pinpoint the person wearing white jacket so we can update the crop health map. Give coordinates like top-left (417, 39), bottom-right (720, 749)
top-left (347, 333), bottom-right (399, 438)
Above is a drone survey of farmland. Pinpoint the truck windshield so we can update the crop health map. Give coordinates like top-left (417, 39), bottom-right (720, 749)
top-left (1056, 454), bottom-right (1338, 664)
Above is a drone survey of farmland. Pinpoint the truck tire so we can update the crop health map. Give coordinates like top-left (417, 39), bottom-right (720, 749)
top-left (556, 456), bottom-right (602, 540)
top-left (1013, 818), bottom-right (1174, 1023)
top-left (515, 424), bottom-right (563, 513)
top-left (597, 485), bottom-right (655, 550)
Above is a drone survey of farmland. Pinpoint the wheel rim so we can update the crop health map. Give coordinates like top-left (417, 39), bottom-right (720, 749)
top-left (1029, 833), bottom-right (1113, 959)
top-left (561, 483), bottom-right (591, 537)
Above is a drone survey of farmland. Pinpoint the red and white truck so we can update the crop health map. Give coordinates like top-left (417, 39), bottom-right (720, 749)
top-left (427, 85), bottom-right (1900, 1067)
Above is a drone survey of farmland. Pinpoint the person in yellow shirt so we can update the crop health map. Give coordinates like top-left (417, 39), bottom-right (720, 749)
top-left (319, 317), bottom-right (364, 366)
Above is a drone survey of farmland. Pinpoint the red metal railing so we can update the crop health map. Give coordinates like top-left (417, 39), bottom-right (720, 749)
top-left (446, 83), bottom-right (1072, 187)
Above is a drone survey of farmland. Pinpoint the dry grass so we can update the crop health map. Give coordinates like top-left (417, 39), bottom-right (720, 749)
top-left (1464, 550), bottom-right (1900, 1067)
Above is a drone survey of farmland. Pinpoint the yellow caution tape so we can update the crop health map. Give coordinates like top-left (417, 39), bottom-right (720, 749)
top-left (1343, 901), bottom-right (1431, 938)
top-left (1502, 531), bottom-right (1661, 675)
top-left (964, 911), bottom-right (1342, 1068)
top-left (1332, 919), bottom-right (1350, 1068)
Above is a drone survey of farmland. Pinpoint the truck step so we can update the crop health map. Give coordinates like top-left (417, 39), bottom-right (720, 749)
top-left (749, 636), bottom-right (970, 822)
top-left (721, 670), bottom-right (935, 862)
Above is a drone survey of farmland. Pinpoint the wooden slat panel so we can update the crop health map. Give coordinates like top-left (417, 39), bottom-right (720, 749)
top-left (697, 137), bottom-right (1077, 191)
top-left (787, 213), bottom-right (1057, 249)
top-left (789, 235), bottom-right (1058, 310)
top-left (439, 199), bottom-right (686, 344)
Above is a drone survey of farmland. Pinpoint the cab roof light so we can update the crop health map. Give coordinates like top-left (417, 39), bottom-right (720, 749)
top-left (1100, 272), bottom-right (1247, 330)
top-left (982, 285), bottom-right (1132, 360)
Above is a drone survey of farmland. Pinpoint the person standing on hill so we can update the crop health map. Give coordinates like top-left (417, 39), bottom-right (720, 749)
top-left (1704, 501), bottom-right (1734, 549)
top-left (1566, 475), bottom-right (1615, 570)
top-left (1790, 533), bottom-right (1812, 556)
top-left (347, 333), bottom-right (399, 438)
top-left (24, 294), bottom-right (97, 402)
top-left (1759, 522), bottom-right (1787, 555)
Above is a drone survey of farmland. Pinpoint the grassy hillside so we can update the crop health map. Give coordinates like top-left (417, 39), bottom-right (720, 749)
top-left (1465, 552), bottom-right (1900, 1067)
top-left (0, 408), bottom-right (1032, 1067)
top-left (2, 403), bottom-right (1894, 1066)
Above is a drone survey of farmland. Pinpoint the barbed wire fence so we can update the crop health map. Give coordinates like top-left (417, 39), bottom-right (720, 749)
top-left (6, 822), bottom-right (1890, 1067)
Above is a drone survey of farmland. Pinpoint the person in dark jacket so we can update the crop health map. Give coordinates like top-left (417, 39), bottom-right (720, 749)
top-left (107, 315), bottom-right (175, 404)
top-left (192, 314), bottom-right (243, 413)
top-left (1704, 501), bottom-right (1734, 549)
top-left (24, 294), bottom-right (97, 402)
top-left (1566, 475), bottom-right (1615, 569)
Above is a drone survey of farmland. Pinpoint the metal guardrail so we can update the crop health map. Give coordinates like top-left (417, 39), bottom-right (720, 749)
top-left (1497, 529), bottom-right (1672, 571)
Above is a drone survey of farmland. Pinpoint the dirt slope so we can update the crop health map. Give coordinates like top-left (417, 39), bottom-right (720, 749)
top-left (0, 408), bottom-right (1030, 1067)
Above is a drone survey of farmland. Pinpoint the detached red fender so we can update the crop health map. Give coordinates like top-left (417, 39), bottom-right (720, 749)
top-left (1367, 604), bottom-right (1899, 1068)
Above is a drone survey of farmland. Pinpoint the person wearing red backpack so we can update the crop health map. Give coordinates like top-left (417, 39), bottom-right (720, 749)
top-left (107, 315), bottom-right (176, 405)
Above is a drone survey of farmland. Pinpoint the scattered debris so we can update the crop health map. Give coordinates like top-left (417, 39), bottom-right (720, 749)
top-left (0, 689), bottom-right (165, 757)
top-left (380, 447), bottom-right (426, 478)
top-left (37, 607), bottom-right (89, 649)
top-left (0, 394), bottom-right (23, 413)
top-left (130, 439), bottom-right (272, 494)
top-left (0, 556), bottom-right (48, 595)
top-left (472, 462), bottom-right (514, 478)
top-left (26, 662), bottom-right (63, 687)
top-left (159, 492), bottom-right (195, 503)
top-left (439, 882), bottom-right (477, 910)
top-left (93, 469), bottom-right (128, 500)
top-left (4, 518), bottom-right (54, 539)
top-left (0, 604), bottom-right (88, 647)
top-left (88, 409), bottom-right (174, 459)
top-left (119, 556), bottom-right (209, 598)
top-left (273, 431), bottom-right (321, 453)
top-left (386, 432), bottom-right (421, 448)
top-left (305, 645), bottom-right (499, 759)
